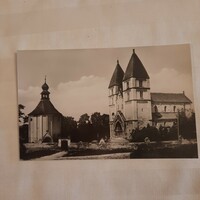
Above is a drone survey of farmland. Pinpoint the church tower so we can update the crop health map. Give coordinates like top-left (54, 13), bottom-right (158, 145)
top-left (123, 49), bottom-right (152, 135)
top-left (28, 78), bottom-right (63, 143)
top-left (108, 60), bottom-right (125, 138)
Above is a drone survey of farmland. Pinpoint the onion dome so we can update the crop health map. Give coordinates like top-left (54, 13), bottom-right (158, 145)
top-left (42, 82), bottom-right (49, 91)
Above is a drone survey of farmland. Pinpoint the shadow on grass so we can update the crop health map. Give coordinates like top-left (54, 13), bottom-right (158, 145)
top-left (20, 144), bottom-right (60, 160)
top-left (130, 143), bottom-right (198, 159)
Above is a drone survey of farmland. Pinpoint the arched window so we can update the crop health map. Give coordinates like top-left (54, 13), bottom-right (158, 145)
top-left (154, 105), bottom-right (158, 112)
top-left (164, 106), bottom-right (167, 112)
top-left (139, 80), bottom-right (143, 87)
top-left (126, 81), bottom-right (129, 89)
top-left (127, 91), bottom-right (130, 101)
top-left (173, 106), bottom-right (176, 112)
top-left (140, 91), bottom-right (143, 99)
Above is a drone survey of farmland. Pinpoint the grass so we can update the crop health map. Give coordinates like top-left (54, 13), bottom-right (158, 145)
top-left (20, 140), bottom-right (198, 160)
top-left (130, 143), bottom-right (198, 158)
top-left (20, 143), bottom-right (60, 160)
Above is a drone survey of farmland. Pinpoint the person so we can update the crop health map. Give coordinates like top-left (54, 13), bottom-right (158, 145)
top-left (99, 138), bottom-right (106, 148)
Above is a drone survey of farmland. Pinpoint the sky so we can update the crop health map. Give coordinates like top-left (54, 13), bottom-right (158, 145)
top-left (17, 44), bottom-right (195, 120)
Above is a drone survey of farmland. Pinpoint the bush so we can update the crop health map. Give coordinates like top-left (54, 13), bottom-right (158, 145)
top-left (130, 125), bottom-right (178, 142)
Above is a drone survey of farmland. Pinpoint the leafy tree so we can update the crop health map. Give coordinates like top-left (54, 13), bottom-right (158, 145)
top-left (179, 110), bottom-right (197, 139)
top-left (18, 104), bottom-right (28, 143)
top-left (91, 112), bottom-right (102, 139)
top-left (61, 116), bottom-right (77, 139)
top-left (100, 114), bottom-right (110, 139)
top-left (91, 112), bottom-right (110, 140)
top-left (71, 113), bottom-right (110, 142)
top-left (18, 104), bottom-right (27, 124)
top-left (78, 113), bottom-right (90, 125)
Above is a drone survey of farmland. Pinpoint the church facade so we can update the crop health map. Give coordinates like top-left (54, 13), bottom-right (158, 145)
top-left (28, 79), bottom-right (63, 143)
top-left (108, 50), bottom-right (192, 138)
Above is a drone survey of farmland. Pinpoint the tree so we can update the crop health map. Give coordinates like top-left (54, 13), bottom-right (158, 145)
top-left (78, 113), bottom-right (90, 125)
top-left (19, 104), bottom-right (25, 123)
top-left (91, 112), bottom-right (110, 140)
top-left (18, 104), bottom-right (28, 143)
top-left (62, 116), bottom-right (77, 139)
top-left (179, 110), bottom-right (197, 139)
top-left (76, 113), bottom-right (94, 142)
top-left (91, 112), bottom-right (102, 139)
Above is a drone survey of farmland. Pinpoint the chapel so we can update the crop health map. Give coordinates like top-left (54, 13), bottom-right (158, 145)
top-left (28, 78), bottom-right (63, 143)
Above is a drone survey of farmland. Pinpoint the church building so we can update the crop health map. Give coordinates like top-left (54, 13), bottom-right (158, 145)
top-left (28, 79), bottom-right (63, 143)
top-left (108, 50), bottom-right (192, 138)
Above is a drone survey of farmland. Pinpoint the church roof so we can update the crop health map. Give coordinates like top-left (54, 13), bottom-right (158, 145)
top-left (28, 99), bottom-right (62, 116)
top-left (123, 49), bottom-right (149, 81)
top-left (151, 92), bottom-right (192, 103)
top-left (108, 60), bottom-right (124, 88)
top-left (29, 78), bottom-right (62, 116)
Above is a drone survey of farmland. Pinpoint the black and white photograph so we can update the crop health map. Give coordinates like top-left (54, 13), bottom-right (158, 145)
top-left (17, 44), bottom-right (198, 160)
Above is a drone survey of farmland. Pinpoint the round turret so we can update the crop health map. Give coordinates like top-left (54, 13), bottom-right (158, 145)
top-left (42, 82), bottom-right (49, 91)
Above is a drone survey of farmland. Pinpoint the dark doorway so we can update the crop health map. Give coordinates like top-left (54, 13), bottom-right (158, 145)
top-left (115, 122), bottom-right (123, 136)
top-left (42, 135), bottom-right (53, 143)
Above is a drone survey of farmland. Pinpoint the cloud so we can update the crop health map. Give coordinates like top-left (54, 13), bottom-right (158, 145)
top-left (18, 69), bottom-right (195, 120)
top-left (150, 68), bottom-right (194, 102)
top-left (18, 75), bottom-right (109, 120)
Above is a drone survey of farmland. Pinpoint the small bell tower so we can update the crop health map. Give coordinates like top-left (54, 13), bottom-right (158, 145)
top-left (41, 76), bottom-right (50, 100)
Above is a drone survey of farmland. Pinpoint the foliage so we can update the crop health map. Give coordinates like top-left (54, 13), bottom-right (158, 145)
top-left (179, 111), bottom-right (197, 139)
top-left (61, 116), bottom-right (77, 139)
top-left (18, 104), bottom-right (28, 143)
top-left (130, 125), bottom-right (178, 142)
top-left (70, 112), bottom-right (110, 142)
top-left (18, 104), bottom-right (28, 124)
top-left (78, 113), bottom-right (90, 125)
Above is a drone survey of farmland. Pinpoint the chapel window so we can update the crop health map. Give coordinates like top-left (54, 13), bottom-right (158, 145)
top-left (139, 80), bottom-right (143, 87)
top-left (140, 91), bottom-right (143, 99)
top-left (127, 91), bottom-right (130, 101)
top-left (154, 105), bottom-right (158, 112)
top-left (126, 81), bottom-right (129, 89)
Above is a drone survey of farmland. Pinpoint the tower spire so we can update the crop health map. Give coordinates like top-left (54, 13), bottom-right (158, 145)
top-left (41, 77), bottom-right (50, 100)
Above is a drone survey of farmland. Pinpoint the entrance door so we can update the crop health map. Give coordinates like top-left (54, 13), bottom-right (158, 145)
top-left (115, 121), bottom-right (123, 136)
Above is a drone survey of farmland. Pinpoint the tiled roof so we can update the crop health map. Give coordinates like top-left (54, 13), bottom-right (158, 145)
top-left (153, 112), bottom-right (177, 120)
top-left (123, 50), bottom-right (149, 81)
top-left (151, 92), bottom-right (192, 103)
top-left (28, 99), bottom-right (62, 116)
top-left (109, 60), bottom-right (124, 88)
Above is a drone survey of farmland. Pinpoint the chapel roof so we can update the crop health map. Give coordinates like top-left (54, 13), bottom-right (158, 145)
top-left (108, 60), bottom-right (124, 88)
top-left (28, 99), bottom-right (62, 116)
top-left (151, 92), bottom-right (192, 104)
top-left (123, 49), bottom-right (149, 81)
top-left (28, 78), bottom-right (62, 116)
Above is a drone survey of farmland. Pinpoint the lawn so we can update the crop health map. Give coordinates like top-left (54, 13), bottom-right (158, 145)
top-left (20, 140), bottom-right (198, 160)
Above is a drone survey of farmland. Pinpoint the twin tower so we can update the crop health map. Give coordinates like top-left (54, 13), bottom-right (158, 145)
top-left (108, 49), bottom-right (152, 138)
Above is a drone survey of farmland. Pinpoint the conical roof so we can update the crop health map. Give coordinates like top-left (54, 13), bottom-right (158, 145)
top-left (123, 49), bottom-right (149, 81)
top-left (108, 60), bottom-right (124, 88)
